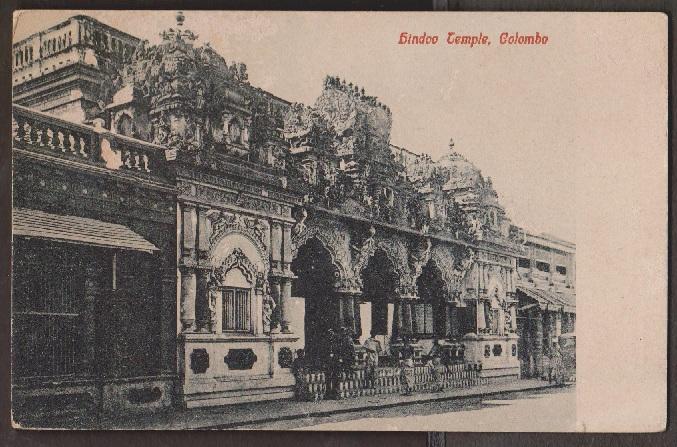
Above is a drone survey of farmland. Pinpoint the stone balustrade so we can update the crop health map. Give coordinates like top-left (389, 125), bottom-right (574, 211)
top-left (296, 363), bottom-right (486, 401)
top-left (12, 104), bottom-right (170, 180)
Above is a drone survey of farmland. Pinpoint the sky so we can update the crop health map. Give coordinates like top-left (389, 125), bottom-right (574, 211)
top-left (16, 10), bottom-right (657, 244)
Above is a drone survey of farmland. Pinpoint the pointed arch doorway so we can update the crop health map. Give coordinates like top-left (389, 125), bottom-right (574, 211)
top-left (291, 237), bottom-right (339, 368)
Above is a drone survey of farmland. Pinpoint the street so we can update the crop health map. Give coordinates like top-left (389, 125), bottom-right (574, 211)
top-left (240, 385), bottom-right (576, 431)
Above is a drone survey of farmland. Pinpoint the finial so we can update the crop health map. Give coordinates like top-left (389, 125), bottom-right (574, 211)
top-left (176, 11), bottom-right (186, 27)
top-left (449, 138), bottom-right (455, 153)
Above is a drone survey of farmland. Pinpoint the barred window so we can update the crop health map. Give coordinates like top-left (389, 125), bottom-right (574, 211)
top-left (413, 303), bottom-right (434, 336)
top-left (13, 246), bottom-right (84, 379)
top-left (222, 287), bottom-right (251, 332)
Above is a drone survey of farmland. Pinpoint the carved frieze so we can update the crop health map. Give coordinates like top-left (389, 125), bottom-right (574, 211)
top-left (290, 216), bottom-right (352, 286)
top-left (178, 180), bottom-right (291, 218)
top-left (206, 209), bottom-right (270, 257)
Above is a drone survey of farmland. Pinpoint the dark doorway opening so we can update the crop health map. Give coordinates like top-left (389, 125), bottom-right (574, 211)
top-left (291, 238), bottom-right (337, 367)
top-left (362, 249), bottom-right (398, 337)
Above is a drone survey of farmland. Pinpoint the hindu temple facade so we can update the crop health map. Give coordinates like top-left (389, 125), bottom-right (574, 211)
top-left (11, 14), bottom-right (575, 422)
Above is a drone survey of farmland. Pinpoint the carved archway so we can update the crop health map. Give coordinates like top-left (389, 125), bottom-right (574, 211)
top-left (291, 236), bottom-right (341, 367)
top-left (291, 219), bottom-right (352, 290)
top-left (206, 209), bottom-right (270, 268)
top-left (430, 243), bottom-right (477, 304)
top-left (361, 248), bottom-right (400, 337)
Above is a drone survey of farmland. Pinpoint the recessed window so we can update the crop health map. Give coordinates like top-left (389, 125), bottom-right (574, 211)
top-left (222, 287), bottom-right (251, 332)
top-left (536, 261), bottom-right (550, 273)
top-left (556, 265), bottom-right (567, 275)
top-left (518, 258), bottom-right (530, 269)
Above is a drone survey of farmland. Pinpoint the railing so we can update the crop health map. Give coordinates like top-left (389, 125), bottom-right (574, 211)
top-left (12, 104), bottom-right (170, 180)
top-left (295, 363), bottom-right (486, 401)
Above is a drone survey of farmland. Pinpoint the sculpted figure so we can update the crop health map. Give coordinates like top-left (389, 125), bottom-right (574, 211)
top-left (350, 226), bottom-right (376, 275)
top-left (262, 294), bottom-right (276, 333)
top-left (292, 208), bottom-right (308, 237)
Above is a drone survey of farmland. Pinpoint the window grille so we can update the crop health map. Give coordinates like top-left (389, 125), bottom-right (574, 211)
top-left (13, 250), bottom-right (83, 379)
top-left (222, 287), bottom-right (251, 332)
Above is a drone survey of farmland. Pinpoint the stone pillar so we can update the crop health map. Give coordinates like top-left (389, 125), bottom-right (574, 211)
top-left (477, 299), bottom-right (486, 332)
top-left (197, 206), bottom-right (210, 260)
top-left (280, 277), bottom-right (293, 334)
top-left (282, 224), bottom-right (293, 273)
top-left (180, 267), bottom-right (196, 332)
top-left (555, 311), bottom-right (562, 338)
top-left (338, 293), bottom-right (356, 335)
top-left (353, 299), bottom-right (362, 341)
top-left (392, 300), bottom-right (403, 341)
top-left (510, 304), bottom-right (518, 332)
top-left (401, 300), bottom-right (413, 338)
top-left (181, 203), bottom-right (197, 261)
top-left (271, 222), bottom-right (283, 271)
top-left (269, 277), bottom-right (281, 334)
top-left (412, 302), bottom-right (424, 336)
top-left (444, 303), bottom-right (453, 338)
top-left (195, 269), bottom-right (211, 332)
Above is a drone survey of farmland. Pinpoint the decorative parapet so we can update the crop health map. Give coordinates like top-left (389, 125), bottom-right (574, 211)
top-left (12, 104), bottom-right (171, 181)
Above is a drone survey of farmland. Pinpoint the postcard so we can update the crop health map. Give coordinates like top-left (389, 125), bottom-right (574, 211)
top-left (10, 10), bottom-right (667, 432)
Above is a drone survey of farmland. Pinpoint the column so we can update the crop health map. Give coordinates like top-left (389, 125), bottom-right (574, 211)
top-left (181, 203), bottom-right (197, 261)
top-left (336, 292), bottom-right (356, 335)
top-left (180, 267), bottom-right (196, 331)
top-left (555, 311), bottom-right (562, 338)
top-left (477, 299), bottom-right (486, 332)
top-left (412, 302), bottom-right (424, 336)
top-left (270, 222), bottom-right (283, 271)
top-left (197, 206), bottom-right (210, 260)
top-left (510, 304), bottom-right (518, 332)
top-left (401, 300), bottom-right (413, 338)
top-left (195, 269), bottom-right (211, 332)
top-left (443, 303), bottom-right (452, 338)
top-left (280, 277), bottom-right (293, 334)
top-left (269, 277), bottom-right (281, 334)
top-left (282, 223), bottom-right (293, 273)
top-left (353, 299), bottom-right (362, 341)
top-left (392, 300), bottom-right (403, 341)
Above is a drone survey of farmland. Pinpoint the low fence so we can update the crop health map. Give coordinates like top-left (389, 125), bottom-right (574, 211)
top-left (296, 363), bottom-right (487, 401)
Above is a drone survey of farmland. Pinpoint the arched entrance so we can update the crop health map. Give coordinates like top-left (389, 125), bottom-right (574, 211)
top-left (416, 261), bottom-right (448, 339)
top-left (291, 237), bottom-right (338, 367)
top-left (362, 248), bottom-right (398, 340)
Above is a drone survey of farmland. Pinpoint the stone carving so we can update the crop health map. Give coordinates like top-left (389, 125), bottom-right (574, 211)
top-left (428, 245), bottom-right (476, 303)
top-left (262, 294), bottom-right (276, 334)
top-left (408, 237), bottom-right (432, 282)
top-left (224, 349), bottom-right (258, 370)
top-left (466, 214), bottom-right (484, 240)
top-left (207, 284), bottom-right (220, 332)
top-left (452, 248), bottom-right (476, 287)
top-left (349, 226), bottom-right (377, 278)
top-left (277, 347), bottom-right (293, 369)
top-left (190, 349), bottom-right (209, 374)
top-left (292, 207), bottom-right (308, 237)
top-left (211, 247), bottom-right (260, 286)
top-left (207, 209), bottom-right (269, 257)
top-left (290, 218), bottom-right (352, 286)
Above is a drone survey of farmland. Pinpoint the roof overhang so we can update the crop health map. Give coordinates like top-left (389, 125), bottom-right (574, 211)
top-left (517, 285), bottom-right (576, 314)
top-left (13, 208), bottom-right (159, 253)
